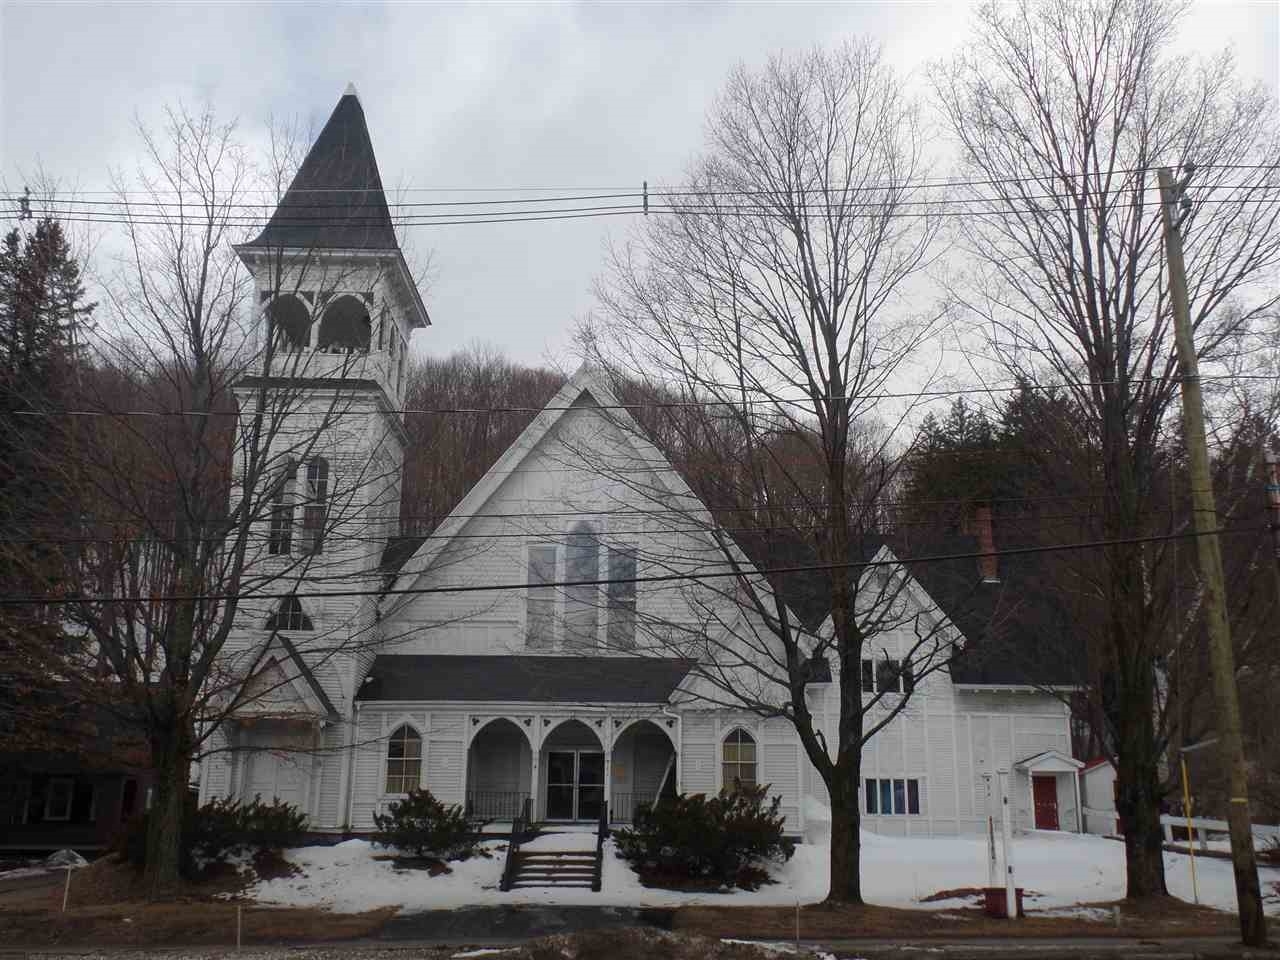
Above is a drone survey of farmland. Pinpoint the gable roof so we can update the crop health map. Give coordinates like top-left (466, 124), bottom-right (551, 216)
top-left (243, 86), bottom-right (397, 252)
top-left (356, 655), bottom-right (696, 703)
top-left (385, 364), bottom-right (714, 600)
top-left (906, 529), bottom-right (1082, 689)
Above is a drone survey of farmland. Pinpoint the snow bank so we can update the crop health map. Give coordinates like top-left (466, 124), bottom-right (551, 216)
top-left (247, 829), bottom-right (1280, 917)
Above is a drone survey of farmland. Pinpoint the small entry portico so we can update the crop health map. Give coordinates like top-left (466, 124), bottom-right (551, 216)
top-left (1016, 749), bottom-right (1084, 832)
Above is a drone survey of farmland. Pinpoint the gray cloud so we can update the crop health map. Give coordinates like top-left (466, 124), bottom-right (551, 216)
top-left (2, 1), bottom-right (1275, 367)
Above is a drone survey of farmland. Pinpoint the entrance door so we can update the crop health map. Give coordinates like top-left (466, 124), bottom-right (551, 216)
top-left (1032, 775), bottom-right (1060, 830)
top-left (545, 750), bottom-right (605, 820)
top-left (577, 752), bottom-right (604, 821)
top-left (546, 751), bottom-right (577, 820)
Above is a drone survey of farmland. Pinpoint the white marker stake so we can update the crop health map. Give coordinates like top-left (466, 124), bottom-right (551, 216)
top-left (62, 866), bottom-right (72, 912)
top-left (237, 904), bottom-right (242, 950)
top-left (998, 768), bottom-right (1016, 919)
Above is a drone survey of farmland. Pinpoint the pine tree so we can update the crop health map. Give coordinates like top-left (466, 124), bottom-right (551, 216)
top-left (0, 218), bottom-right (94, 655)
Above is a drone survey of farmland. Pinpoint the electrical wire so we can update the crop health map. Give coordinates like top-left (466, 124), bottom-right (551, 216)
top-left (8, 374), bottom-right (1280, 420)
top-left (0, 524), bottom-right (1264, 606)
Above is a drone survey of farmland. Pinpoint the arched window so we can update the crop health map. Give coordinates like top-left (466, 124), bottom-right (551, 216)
top-left (266, 594), bottom-right (312, 631)
top-left (299, 458), bottom-right (328, 555)
top-left (722, 728), bottom-right (757, 790)
top-left (564, 521), bottom-right (599, 648)
top-left (267, 294), bottom-right (311, 351)
top-left (316, 294), bottom-right (372, 354)
top-left (385, 725), bottom-right (422, 794)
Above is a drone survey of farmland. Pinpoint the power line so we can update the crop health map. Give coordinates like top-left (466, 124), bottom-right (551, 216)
top-left (9, 374), bottom-right (1280, 420)
top-left (0, 508), bottom-right (1183, 548)
top-left (6, 195), bottom-right (1278, 230)
top-left (12, 179), bottom-right (1270, 214)
top-left (0, 524), bottom-right (1264, 606)
top-left (16, 162), bottom-right (1276, 200)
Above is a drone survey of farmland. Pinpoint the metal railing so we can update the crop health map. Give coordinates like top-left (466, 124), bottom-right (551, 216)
top-left (500, 796), bottom-right (534, 893)
top-left (609, 792), bottom-right (638, 824)
top-left (466, 790), bottom-right (531, 821)
top-left (593, 799), bottom-right (609, 892)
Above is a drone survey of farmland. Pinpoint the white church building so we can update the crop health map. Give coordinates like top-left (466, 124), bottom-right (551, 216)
top-left (198, 87), bottom-right (1083, 841)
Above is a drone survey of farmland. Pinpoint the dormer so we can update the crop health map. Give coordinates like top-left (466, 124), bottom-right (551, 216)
top-left (234, 84), bottom-right (429, 411)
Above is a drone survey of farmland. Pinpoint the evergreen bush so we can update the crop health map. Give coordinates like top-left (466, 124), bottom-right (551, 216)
top-left (112, 794), bottom-right (307, 874)
top-left (614, 782), bottom-right (794, 890)
top-left (373, 788), bottom-right (476, 860)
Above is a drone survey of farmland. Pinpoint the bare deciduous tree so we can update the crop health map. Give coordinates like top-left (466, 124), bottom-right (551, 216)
top-left (580, 41), bottom-right (950, 904)
top-left (8, 103), bottom-right (440, 892)
top-left (933, 0), bottom-right (1280, 897)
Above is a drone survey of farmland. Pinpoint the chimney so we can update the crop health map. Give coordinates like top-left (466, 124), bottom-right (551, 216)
top-left (974, 505), bottom-right (999, 583)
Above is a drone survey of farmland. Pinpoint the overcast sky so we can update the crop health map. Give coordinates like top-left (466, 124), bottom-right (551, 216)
top-left (2, 1), bottom-right (1276, 370)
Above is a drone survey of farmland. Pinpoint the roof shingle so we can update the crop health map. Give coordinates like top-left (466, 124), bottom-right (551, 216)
top-left (355, 655), bottom-right (696, 704)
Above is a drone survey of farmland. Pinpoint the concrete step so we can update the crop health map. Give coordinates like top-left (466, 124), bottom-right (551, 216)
top-left (515, 869), bottom-right (597, 879)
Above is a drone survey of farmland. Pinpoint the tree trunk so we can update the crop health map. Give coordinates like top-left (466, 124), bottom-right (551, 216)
top-left (826, 764), bottom-right (863, 903)
top-left (1114, 674), bottom-right (1168, 898)
top-left (144, 732), bottom-right (193, 896)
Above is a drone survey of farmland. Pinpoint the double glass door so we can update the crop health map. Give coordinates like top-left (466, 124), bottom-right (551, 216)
top-left (545, 750), bottom-right (604, 821)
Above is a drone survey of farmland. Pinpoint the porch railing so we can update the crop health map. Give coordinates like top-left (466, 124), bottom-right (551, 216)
top-left (609, 792), bottom-right (637, 824)
top-left (466, 790), bottom-right (531, 821)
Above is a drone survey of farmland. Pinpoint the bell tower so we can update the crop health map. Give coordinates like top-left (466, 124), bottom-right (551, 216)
top-left (230, 83), bottom-right (428, 654)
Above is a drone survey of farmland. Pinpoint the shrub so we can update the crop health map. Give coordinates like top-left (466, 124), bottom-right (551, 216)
top-left (112, 794), bottom-right (307, 874)
top-left (373, 788), bottom-right (476, 860)
top-left (614, 783), bottom-right (794, 890)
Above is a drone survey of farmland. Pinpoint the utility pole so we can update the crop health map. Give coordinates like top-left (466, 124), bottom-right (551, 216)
top-left (1158, 165), bottom-right (1266, 947)
top-left (1265, 450), bottom-right (1280, 601)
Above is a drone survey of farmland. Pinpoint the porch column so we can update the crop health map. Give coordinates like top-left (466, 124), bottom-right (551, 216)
top-left (529, 716), bottom-right (541, 822)
top-left (1073, 771), bottom-right (1083, 833)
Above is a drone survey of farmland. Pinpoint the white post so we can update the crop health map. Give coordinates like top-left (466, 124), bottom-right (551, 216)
top-left (61, 866), bottom-right (72, 912)
top-left (983, 773), bottom-right (997, 888)
top-left (1073, 771), bottom-right (1083, 833)
top-left (987, 816), bottom-right (998, 888)
top-left (998, 768), bottom-right (1016, 919)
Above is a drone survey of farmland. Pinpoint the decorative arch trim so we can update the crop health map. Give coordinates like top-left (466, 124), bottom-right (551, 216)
top-left (613, 716), bottom-right (678, 749)
top-left (467, 715), bottom-right (536, 750)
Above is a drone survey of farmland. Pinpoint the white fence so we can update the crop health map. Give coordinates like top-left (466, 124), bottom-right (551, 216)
top-left (1160, 814), bottom-right (1280, 851)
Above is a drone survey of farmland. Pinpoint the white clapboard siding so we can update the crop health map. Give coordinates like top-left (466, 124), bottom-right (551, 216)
top-left (762, 742), bottom-right (801, 831)
top-left (426, 711), bottom-right (466, 807)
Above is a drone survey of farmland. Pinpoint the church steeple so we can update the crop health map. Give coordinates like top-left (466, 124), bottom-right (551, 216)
top-left (244, 86), bottom-right (398, 252)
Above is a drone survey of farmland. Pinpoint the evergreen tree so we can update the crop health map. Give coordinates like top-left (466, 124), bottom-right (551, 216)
top-left (901, 397), bottom-right (1001, 523)
top-left (0, 218), bottom-right (94, 672)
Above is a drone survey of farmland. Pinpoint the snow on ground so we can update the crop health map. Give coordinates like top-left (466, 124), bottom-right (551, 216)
top-left (0, 850), bottom-right (88, 881)
top-left (246, 826), bottom-right (1280, 917)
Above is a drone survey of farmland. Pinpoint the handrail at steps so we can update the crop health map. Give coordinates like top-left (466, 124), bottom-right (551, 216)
top-left (499, 796), bottom-right (534, 892)
top-left (593, 799), bottom-right (609, 892)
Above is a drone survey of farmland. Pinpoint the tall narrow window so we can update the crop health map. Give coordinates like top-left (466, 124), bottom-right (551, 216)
top-left (861, 659), bottom-right (875, 693)
top-left (385, 725), bottom-right (422, 794)
top-left (722, 728), bottom-right (757, 790)
top-left (526, 545), bottom-right (557, 650)
top-left (268, 461), bottom-right (296, 555)
top-left (300, 458), bottom-right (328, 555)
top-left (266, 595), bottom-right (313, 632)
top-left (607, 545), bottom-right (637, 649)
top-left (876, 658), bottom-right (903, 694)
top-left (564, 522), bottom-right (599, 648)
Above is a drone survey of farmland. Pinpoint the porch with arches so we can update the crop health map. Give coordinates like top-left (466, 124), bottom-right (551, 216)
top-left (462, 713), bottom-right (677, 825)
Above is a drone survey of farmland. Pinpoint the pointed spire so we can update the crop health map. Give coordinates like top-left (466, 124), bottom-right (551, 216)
top-left (245, 87), bottom-right (396, 251)
top-left (344, 81), bottom-right (359, 99)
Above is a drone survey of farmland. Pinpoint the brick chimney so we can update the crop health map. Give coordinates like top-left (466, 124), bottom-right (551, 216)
top-left (974, 505), bottom-right (999, 583)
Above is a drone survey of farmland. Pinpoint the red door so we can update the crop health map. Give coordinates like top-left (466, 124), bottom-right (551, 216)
top-left (1032, 775), bottom-right (1060, 830)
